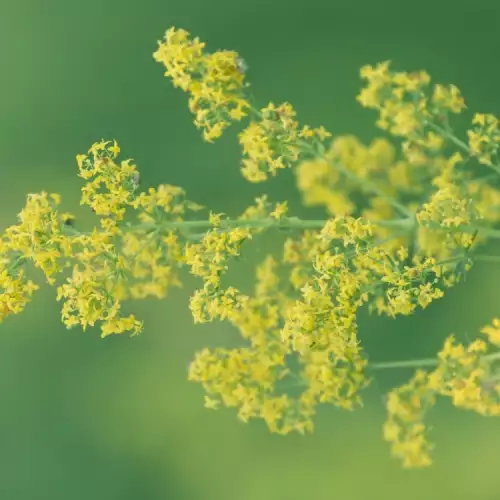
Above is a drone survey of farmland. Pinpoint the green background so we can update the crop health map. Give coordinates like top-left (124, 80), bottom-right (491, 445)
top-left (2, 0), bottom-right (500, 498)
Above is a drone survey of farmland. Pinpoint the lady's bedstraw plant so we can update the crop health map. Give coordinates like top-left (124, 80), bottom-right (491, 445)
top-left (4, 27), bottom-right (500, 468)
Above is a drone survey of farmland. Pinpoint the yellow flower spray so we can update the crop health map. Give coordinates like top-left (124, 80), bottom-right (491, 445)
top-left (3, 26), bottom-right (500, 467)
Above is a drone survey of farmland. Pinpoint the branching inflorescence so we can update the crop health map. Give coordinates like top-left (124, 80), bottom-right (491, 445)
top-left (3, 27), bottom-right (500, 467)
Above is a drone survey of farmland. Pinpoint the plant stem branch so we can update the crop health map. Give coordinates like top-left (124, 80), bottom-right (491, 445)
top-left (473, 254), bottom-right (500, 263)
top-left (370, 350), bottom-right (500, 371)
top-left (427, 121), bottom-right (500, 176)
top-left (119, 216), bottom-right (415, 234)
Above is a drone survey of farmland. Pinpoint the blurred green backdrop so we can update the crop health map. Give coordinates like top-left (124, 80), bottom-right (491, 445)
top-left (2, 0), bottom-right (500, 498)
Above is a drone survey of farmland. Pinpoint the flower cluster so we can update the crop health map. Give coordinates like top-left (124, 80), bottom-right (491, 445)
top-left (188, 257), bottom-right (305, 433)
top-left (239, 102), bottom-right (331, 182)
top-left (385, 330), bottom-right (500, 468)
top-left (188, 253), bottom-right (367, 433)
top-left (153, 27), bottom-right (250, 142)
top-left (186, 223), bottom-right (253, 323)
top-left (77, 140), bottom-right (139, 220)
top-left (3, 26), bottom-right (500, 469)
top-left (358, 61), bottom-right (465, 140)
top-left (0, 268), bottom-right (38, 323)
top-left (296, 135), bottom-right (419, 230)
top-left (468, 113), bottom-right (500, 167)
top-left (3, 193), bottom-right (73, 283)
top-left (383, 369), bottom-right (435, 468)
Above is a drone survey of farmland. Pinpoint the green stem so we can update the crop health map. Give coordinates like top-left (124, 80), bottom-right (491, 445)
top-left (473, 254), bottom-right (500, 263)
top-left (426, 122), bottom-right (470, 154)
top-left (422, 221), bottom-right (500, 240)
top-left (427, 121), bottom-right (500, 176)
top-left (120, 216), bottom-right (415, 234)
top-left (67, 215), bottom-right (500, 243)
top-left (370, 350), bottom-right (500, 371)
top-left (370, 358), bottom-right (438, 370)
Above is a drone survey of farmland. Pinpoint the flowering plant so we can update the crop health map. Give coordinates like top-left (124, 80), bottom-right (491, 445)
top-left (3, 27), bottom-right (500, 468)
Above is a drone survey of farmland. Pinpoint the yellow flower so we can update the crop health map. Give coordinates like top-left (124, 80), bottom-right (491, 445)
top-left (154, 27), bottom-right (250, 141)
top-left (481, 318), bottom-right (500, 346)
top-left (109, 140), bottom-right (120, 157)
top-left (270, 202), bottom-right (288, 220)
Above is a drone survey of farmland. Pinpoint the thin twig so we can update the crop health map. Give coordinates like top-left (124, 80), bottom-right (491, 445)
top-left (370, 350), bottom-right (500, 371)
